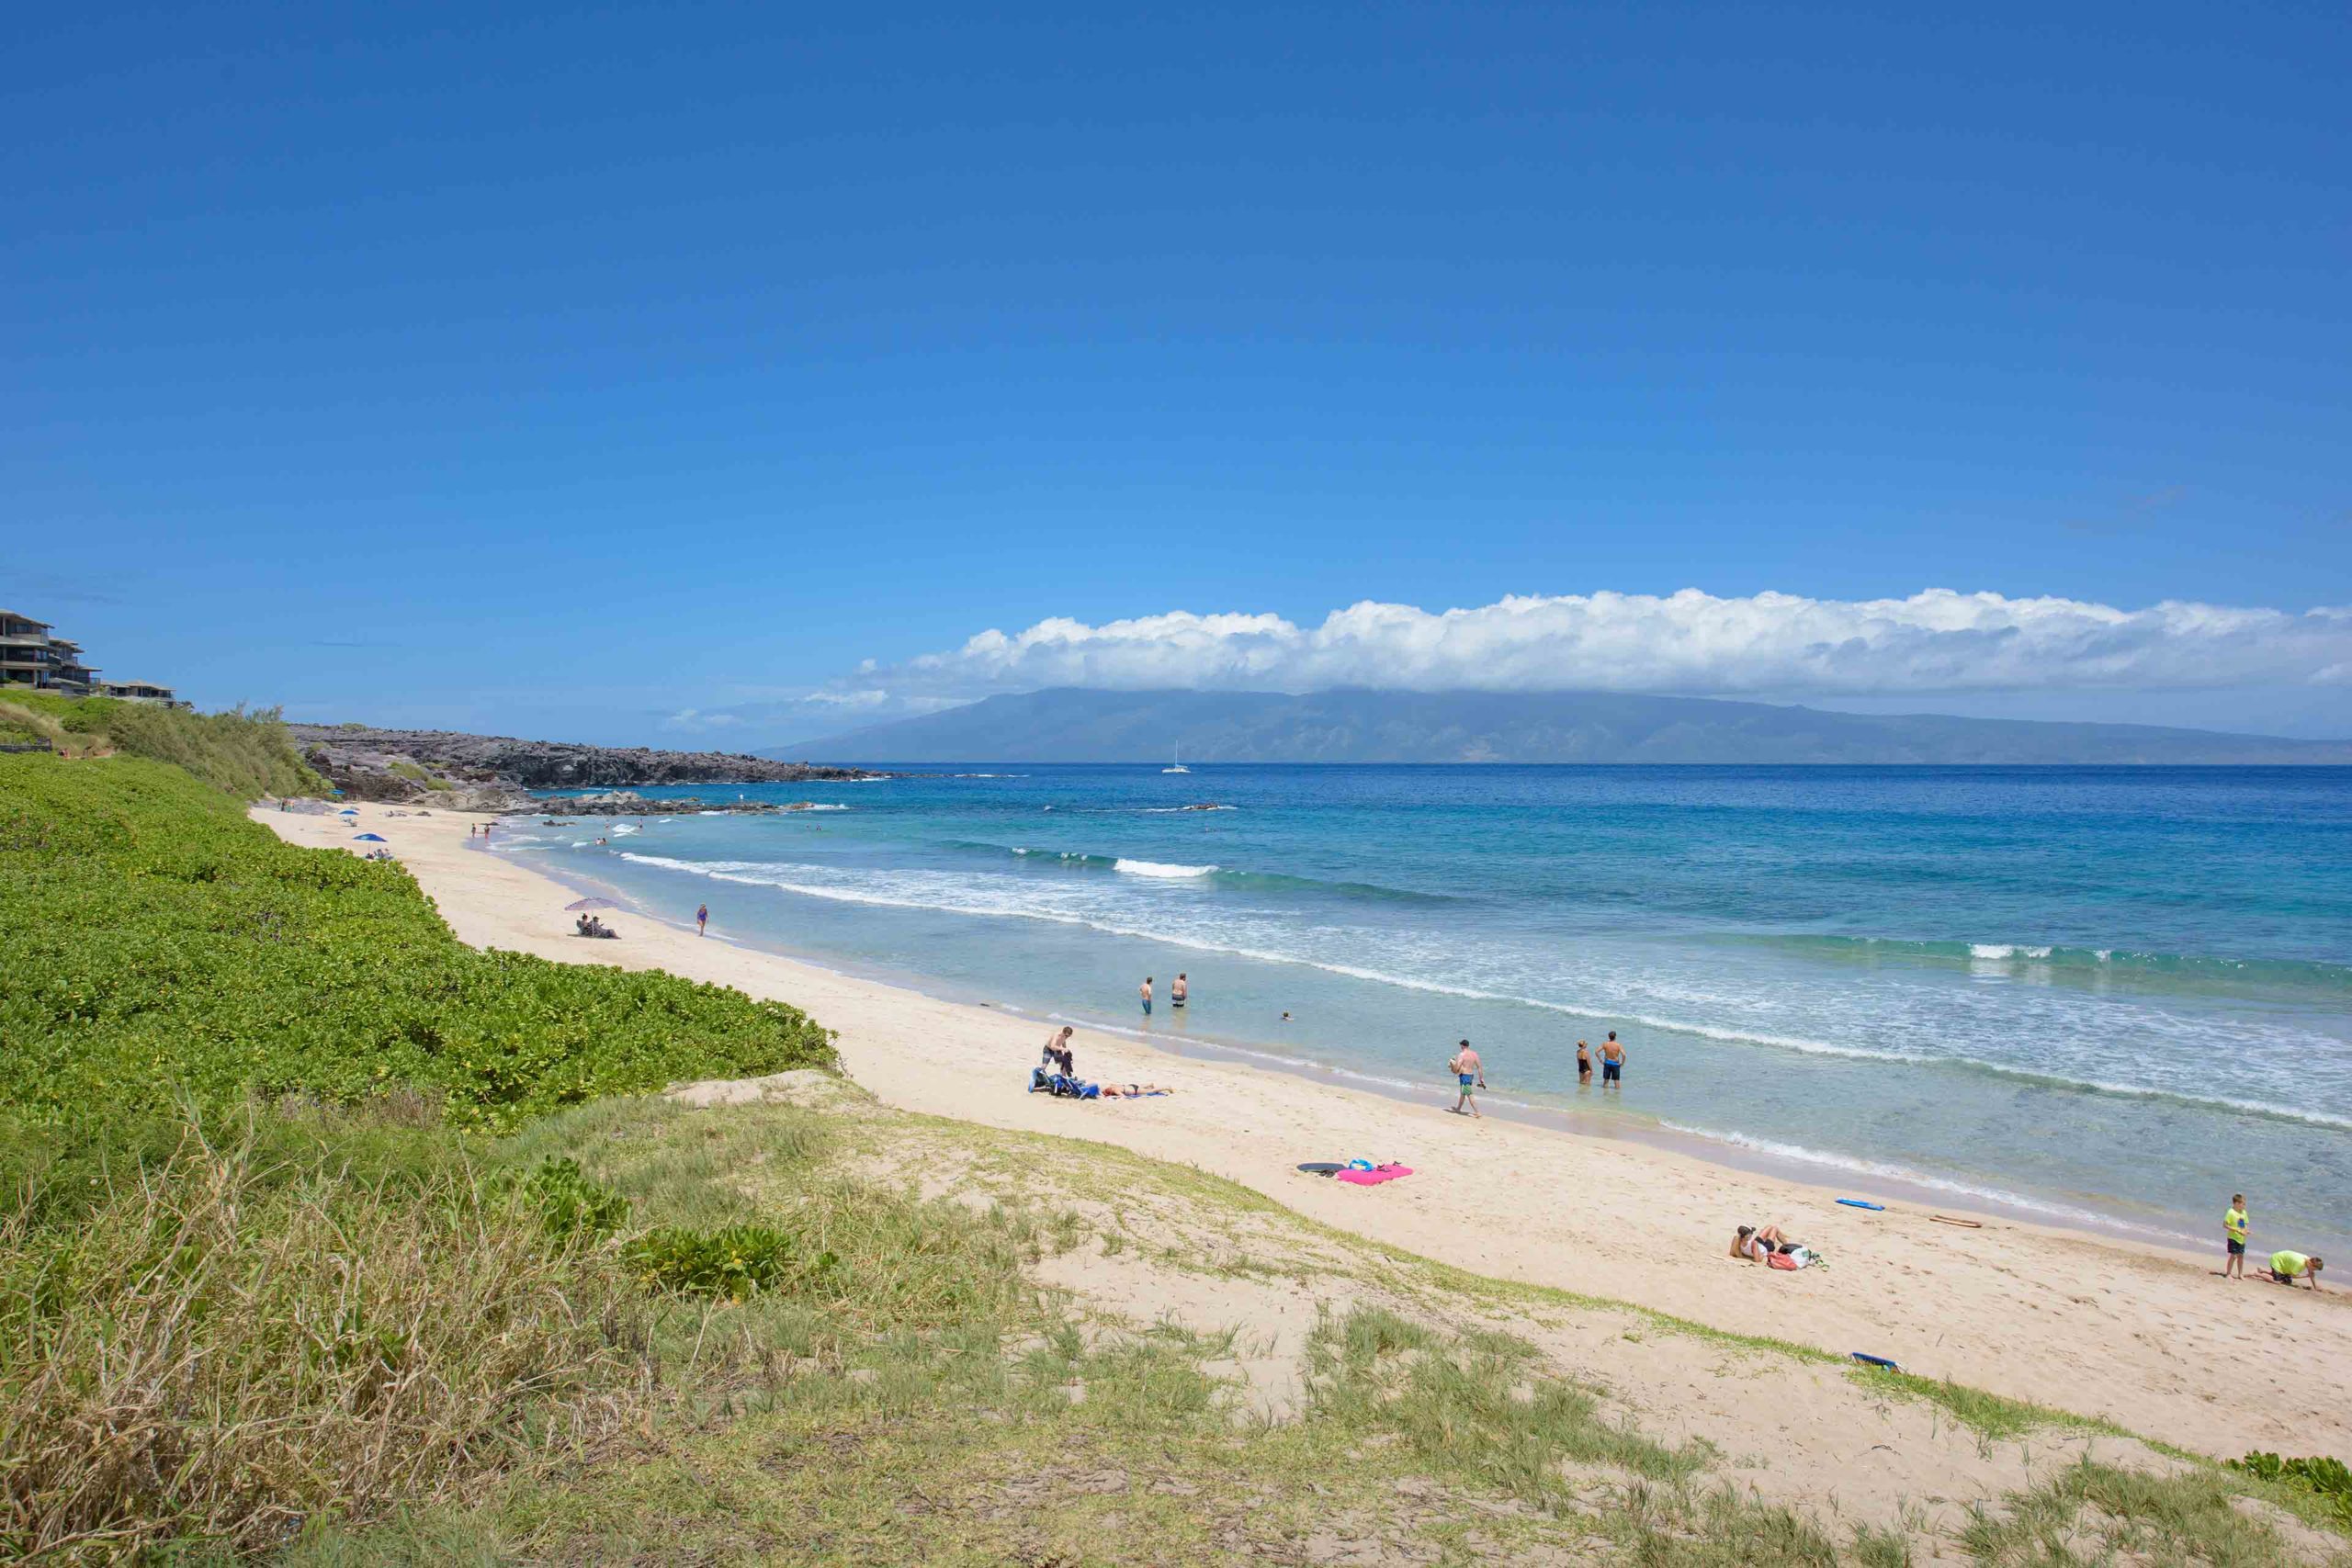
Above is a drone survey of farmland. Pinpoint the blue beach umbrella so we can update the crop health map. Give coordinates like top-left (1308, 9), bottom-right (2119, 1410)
top-left (338, 807), bottom-right (360, 816)
top-left (353, 832), bottom-right (388, 842)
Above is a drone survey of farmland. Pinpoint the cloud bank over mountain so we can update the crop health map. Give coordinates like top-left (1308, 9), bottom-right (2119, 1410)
top-left (872, 590), bottom-right (2352, 699)
top-left (662, 589), bottom-right (2352, 742)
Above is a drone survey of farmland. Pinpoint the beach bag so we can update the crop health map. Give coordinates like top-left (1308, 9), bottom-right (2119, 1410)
top-left (1767, 1250), bottom-right (1798, 1270)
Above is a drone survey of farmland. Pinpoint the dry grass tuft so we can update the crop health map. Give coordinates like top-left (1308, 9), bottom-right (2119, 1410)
top-left (0, 1113), bottom-right (654, 1562)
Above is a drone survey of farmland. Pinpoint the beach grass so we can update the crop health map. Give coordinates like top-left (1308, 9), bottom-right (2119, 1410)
top-left (9, 1077), bottom-right (2335, 1562)
top-left (281, 1092), bottom-right (2342, 1565)
top-left (1849, 1365), bottom-right (2097, 1442)
top-left (1, 691), bottom-right (326, 798)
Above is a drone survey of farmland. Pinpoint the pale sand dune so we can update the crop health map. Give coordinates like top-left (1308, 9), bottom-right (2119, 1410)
top-left (258, 801), bottom-right (2352, 1459)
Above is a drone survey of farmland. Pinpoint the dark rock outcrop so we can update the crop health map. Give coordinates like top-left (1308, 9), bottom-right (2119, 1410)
top-left (290, 725), bottom-right (888, 807)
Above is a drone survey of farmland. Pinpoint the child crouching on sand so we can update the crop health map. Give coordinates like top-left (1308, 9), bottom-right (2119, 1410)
top-left (2262, 1250), bottom-right (2324, 1290)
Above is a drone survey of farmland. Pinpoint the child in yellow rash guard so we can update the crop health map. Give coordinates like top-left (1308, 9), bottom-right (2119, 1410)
top-left (2222, 1195), bottom-right (2248, 1280)
top-left (2264, 1250), bottom-right (2324, 1290)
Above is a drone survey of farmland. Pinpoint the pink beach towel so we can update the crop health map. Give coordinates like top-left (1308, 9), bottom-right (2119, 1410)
top-left (1332, 1165), bottom-right (1414, 1186)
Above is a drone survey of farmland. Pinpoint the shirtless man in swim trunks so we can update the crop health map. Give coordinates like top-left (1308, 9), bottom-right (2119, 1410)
top-left (1448, 1040), bottom-right (1485, 1118)
top-left (1170, 973), bottom-right (1188, 1009)
top-left (1600, 1032), bottom-right (1626, 1087)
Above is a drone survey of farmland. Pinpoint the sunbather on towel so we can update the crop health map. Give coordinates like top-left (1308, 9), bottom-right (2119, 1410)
top-left (1101, 1082), bottom-right (1174, 1097)
top-left (1730, 1224), bottom-right (1797, 1262)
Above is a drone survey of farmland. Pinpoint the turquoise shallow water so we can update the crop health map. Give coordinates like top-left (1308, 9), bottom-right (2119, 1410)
top-left (496, 765), bottom-right (2352, 1255)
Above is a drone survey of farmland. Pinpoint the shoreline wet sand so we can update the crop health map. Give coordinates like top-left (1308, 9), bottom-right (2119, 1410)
top-left (257, 799), bottom-right (2352, 1458)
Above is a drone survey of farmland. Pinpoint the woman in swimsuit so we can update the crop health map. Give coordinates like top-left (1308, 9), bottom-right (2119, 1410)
top-left (1576, 1042), bottom-right (1592, 1083)
top-left (1729, 1224), bottom-right (1794, 1262)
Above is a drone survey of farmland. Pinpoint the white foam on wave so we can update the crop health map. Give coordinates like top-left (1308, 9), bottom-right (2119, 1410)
top-left (1658, 1121), bottom-right (2205, 1245)
top-left (1113, 858), bottom-right (1218, 878)
top-left (802, 804), bottom-right (852, 812)
top-left (1970, 943), bottom-right (2054, 960)
top-left (594, 851), bottom-right (2352, 1132)
top-left (1138, 805), bottom-right (1238, 813)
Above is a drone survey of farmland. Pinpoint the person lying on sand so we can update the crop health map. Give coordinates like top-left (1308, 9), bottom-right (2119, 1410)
top-left (1100, 1082), bottom-right (1174, 1097)
top-left (2262, 1250), bottom-right (2324, 1290)
top-left (1730, 1224), bottom-right (1796, 1262)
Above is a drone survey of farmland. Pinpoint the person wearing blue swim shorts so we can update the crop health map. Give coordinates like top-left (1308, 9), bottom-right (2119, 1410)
top-left (1447, 1040), bottom-right (1486, 1118)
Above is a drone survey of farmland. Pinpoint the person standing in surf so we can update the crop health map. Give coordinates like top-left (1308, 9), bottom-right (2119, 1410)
top-left (1170, 973), bottom-right (1188, 1010)
top-left (1139, 976), bottom-right (1153, 1017)
top-left (695, 902), bottom-right (709, 938)
top-left (1600, 1032), bottom-right (1625, 1088)
top-left (1576, 1041), bottom-right (1593, 1085)
top-left (1448, 1040), bottom-right (1485, 1118)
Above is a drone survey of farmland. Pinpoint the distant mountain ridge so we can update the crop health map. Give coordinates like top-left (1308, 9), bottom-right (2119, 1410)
top-left (767, 688), bottom-right (2352, 765)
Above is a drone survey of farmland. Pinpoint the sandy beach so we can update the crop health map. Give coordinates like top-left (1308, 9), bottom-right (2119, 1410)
top-left (261, 800), bottom-right (2352, 1460)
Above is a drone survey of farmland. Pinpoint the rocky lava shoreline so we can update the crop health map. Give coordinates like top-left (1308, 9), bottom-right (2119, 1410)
top-left (291, 724), bottom-right (889, 810)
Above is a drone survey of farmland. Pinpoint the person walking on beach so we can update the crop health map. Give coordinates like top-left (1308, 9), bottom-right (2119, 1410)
top-left (1170, 973), bottom-right (1188, 1009)
top-left (2262, 1250), bottom-right (2324, 1291)
top-left (1600, 1032), bottom-right (1626, 1087)
top-left (1140, 976), bottom-right (1153, 1017)
top-left (1576, 1041), bottom-right (1593, 1085)
top-left (2222, 1194), bottom-right (2249, 1280)
top-left (695, 902), bottom-right (709, 937)
top-left (1448, 1040), bottom-right (1485, 1118)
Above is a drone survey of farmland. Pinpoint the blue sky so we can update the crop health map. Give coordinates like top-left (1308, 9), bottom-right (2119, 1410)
top-left (6, 2), bottom-right (2347, 743)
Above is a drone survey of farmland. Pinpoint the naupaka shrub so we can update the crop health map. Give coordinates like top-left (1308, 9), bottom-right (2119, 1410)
top-left (0, 753), bottom-right (834, 1147)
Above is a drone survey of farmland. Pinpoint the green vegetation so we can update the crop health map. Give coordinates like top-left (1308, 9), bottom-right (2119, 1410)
top-left (1303, 1304), bottom-right (1706, 1498)
top-left (1962, 1460), bottom-right (2312, 1567)
top-left (0, 1109), bottom-right (648, 1561)
top-left (2232, 1454), bottom-right (2352, 1529)
top-left (0, 753), bottom-right (834, 1155)
top-left (2, 691), bottom-right (325, 797)
top-left (624, 1223), bottom-right (842, 1300)
top-left (385, 758), bottom-right (450, 790)
top-left (1849, 1365), bottom-right (2089, 1442)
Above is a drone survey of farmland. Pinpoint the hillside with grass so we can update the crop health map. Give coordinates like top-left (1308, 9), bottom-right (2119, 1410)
top-left (2, 743), bottom-right (2346, 1563)
top-left (0, 691), bottom-right (327, 798)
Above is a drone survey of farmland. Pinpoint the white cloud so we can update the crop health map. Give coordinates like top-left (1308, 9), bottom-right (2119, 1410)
top-left (662, 707), bottom-right (741, 730)
top-left (846, 590), bottom-right (2352, 700)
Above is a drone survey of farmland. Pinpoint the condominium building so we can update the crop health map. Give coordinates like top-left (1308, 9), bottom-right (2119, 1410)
top-left (1, 610), bottom-right (178, 704)
top-left (103, 680), bottom-right (185, 705)
top-left (0, 610), bottom-right (80, 692)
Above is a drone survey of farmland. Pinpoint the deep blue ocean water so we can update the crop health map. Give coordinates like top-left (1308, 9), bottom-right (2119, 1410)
top-left (495, 765), bottom-right (2352, 1254)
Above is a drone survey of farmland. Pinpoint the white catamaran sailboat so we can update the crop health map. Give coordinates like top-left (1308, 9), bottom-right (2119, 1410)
top-left (1162, 744), bottom-right (1190, 774)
